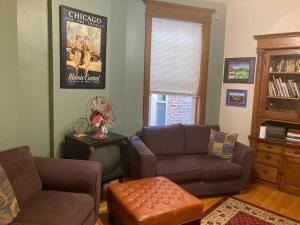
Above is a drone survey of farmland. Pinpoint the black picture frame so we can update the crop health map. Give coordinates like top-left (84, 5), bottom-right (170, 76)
top-left (60, 5), bottom-right (107, 89)
top-left (223, 57), bottom-right (256, 84)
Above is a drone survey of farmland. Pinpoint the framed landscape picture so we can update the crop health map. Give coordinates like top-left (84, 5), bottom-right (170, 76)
top-left (60, 6), bottom-right (107, 89)
top-left (226, 89), bottom-right (248, 107)
top-left (223, 57), bottom-right (256, 83)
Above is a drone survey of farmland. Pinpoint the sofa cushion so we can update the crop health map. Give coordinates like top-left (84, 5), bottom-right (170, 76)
top-left (0, 146), bottom-right (42, 207)
top-left (142, 124), bottom-right (185, 156)
top-left (197, 154), bottom-right (242, 181)
top-left (0, 163), bottom-right (20, 224)
top-left (156, 156), bottom-right (202, 183)
top-left (184, 125), bottom-right (220, 155)
top-left (13, 191), bottom-right (94, 225)
top-left (208, 129), bottom-right (238, 160)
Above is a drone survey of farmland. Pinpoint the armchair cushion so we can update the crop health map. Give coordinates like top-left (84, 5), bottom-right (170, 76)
top-left (184, 125), bottom-right (220, 154)
top-left (0, 146), bottom-right (42, 207)
top-left (13, 191), bottom-right (94, 225)
top-left (141, 124), bottom-right (184, 156)
top-left (34, 158), bottom-right (101, 218)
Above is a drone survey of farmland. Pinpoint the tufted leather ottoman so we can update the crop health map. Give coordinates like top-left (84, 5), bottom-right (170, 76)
top-left (107, 177), bottom-right (203, 225)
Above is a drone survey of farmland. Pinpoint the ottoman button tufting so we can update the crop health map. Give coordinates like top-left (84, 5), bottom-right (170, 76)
top-left (107, 177), bottom-right (203, 225)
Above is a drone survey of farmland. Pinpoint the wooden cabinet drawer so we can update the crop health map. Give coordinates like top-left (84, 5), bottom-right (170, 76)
top-left (257, 142), bottom-right (283, 154)
top-left (254, 163), bottom-right (278, 184)
top-left (256, 151), bottom-right (281, 167)
top-left (284, 147), bottom-right (300, 158)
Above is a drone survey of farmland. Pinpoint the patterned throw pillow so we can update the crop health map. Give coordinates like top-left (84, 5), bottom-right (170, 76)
top-left (0, 164), bottom-right (20, 225)
top-left (208, 129), bottom-right (238, 160)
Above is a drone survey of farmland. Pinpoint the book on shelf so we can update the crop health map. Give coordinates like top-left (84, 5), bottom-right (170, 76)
top-left (278, 59), bottom-right (286, 72)
top-left (269, 57), bottom-right (300, 72)
top-left (287, 130), bottom-right (300, 138)
top-left (287, 134), bottom-right (300, 139)
top-left (287, 59), bottom-right (296, 72)
top-left (286, 129), bottom-right (300, 143)
top-left (296, 59), bottom-right (300, 72)
top-left (286, 137), bottom-right (300, 143)
top-left (294, 82), bottom-right (300, 97)
top-left (268, 76), bottom-right (300, 98)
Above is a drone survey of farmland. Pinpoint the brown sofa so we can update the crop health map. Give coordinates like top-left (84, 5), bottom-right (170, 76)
top-left (0, 146), bottom-right (101, 225)
top-left (130, 124), bottom-right (254, 196)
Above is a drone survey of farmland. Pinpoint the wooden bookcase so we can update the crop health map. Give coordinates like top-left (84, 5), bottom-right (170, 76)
top-left (249, 32), bottom-right (300, 196)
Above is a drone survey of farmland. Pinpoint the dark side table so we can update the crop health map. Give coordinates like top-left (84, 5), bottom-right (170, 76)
top-left (63, 132), bottom-right (128, 184)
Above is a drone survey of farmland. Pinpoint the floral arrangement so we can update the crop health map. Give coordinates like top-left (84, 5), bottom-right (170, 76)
top-left (88, 96), bottom-right (115, 139)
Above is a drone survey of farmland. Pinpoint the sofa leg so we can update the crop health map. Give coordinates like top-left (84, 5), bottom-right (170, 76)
top-left (184, 219), bottom-right (201, 225)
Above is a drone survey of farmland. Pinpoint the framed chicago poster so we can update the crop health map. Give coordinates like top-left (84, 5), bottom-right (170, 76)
top-left (60, 5), bottom-right (107, 89)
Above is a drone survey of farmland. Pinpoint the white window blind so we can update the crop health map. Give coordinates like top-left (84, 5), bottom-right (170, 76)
top-left (150, 18), bottom-right (203, 96)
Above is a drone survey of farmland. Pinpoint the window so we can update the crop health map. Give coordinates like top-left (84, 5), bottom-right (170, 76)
top-left (149, 94), bottom-right (196, 126)
top-left (149, 17), bottom-right (201, 125)
top-left (150, 94), bottom-right (167, 126)
top-left (144, 1), bottom-right (214, 126)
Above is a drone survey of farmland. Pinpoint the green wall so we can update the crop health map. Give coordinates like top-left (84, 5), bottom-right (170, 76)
top-left (205, 2), bottom-right (227, 125)
top-left (17, 0), bottom-right (50, 157)
top-left (0, 0), bottom-right (50, 156)
top-left (51, 0), bottom-right (112, 156)
top-left (123, 0), bottom-right (145, 136)
top-left (0, 0), bottom-right (226, 156)
top-left (109, 0), bottom-right (128, 134)
top-left (51, 0), bottom-right (145, 156)
top-left (0, 0), bottom-right (19, 150)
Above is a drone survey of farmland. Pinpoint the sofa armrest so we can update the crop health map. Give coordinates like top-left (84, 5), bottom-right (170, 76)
top-left (34, 157), bottom-right (101, 218)
top-left (130, 136), bottom-right (156, 179)
top-left (233, 142), bottom-right (255, 189)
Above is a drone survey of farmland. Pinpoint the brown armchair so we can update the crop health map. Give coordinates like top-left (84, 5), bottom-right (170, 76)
top-left (0, 146), bottom-right (101, 225)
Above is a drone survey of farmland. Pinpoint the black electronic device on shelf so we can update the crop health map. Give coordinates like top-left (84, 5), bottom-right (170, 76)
top-left (266, 126), bottom-right (286, 140)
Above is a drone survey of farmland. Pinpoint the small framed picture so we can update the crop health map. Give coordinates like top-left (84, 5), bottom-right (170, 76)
top-left (223, 57), bottom-right (256, 83)
top-left (226, 89), bottom-right (248, 107)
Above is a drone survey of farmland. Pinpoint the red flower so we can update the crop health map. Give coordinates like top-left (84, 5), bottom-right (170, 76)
top-left (103, 115), bottom-right (110, 122)
top-left (91, 115), bottom-right (101, 126)
top-left (90, 109), bottom-right (100, 122)
top-left (103, 103), bottom-right (112, 113)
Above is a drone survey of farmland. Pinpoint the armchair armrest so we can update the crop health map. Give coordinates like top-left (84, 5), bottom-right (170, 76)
top-left (130, 136), bottom-right (156, 179)
top-left (233, 142), bottom-right (255, 189)
top-left (34, 157), bottom-right (101, 218)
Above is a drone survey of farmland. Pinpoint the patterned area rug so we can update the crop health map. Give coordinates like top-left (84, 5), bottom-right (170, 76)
top-left (201, 197), bottom-right (300, 225)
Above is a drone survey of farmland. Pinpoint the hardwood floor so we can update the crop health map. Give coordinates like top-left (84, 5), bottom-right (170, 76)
top-left (95, 183), bottom-right (300, 225)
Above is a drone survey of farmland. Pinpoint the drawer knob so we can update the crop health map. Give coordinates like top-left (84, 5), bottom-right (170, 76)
top-left (294, 151), bottom-right (300, 155)
top-left (262, 170), bottom-right (268, 174)
top-left (267, 145), bottom-right (273, 149)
